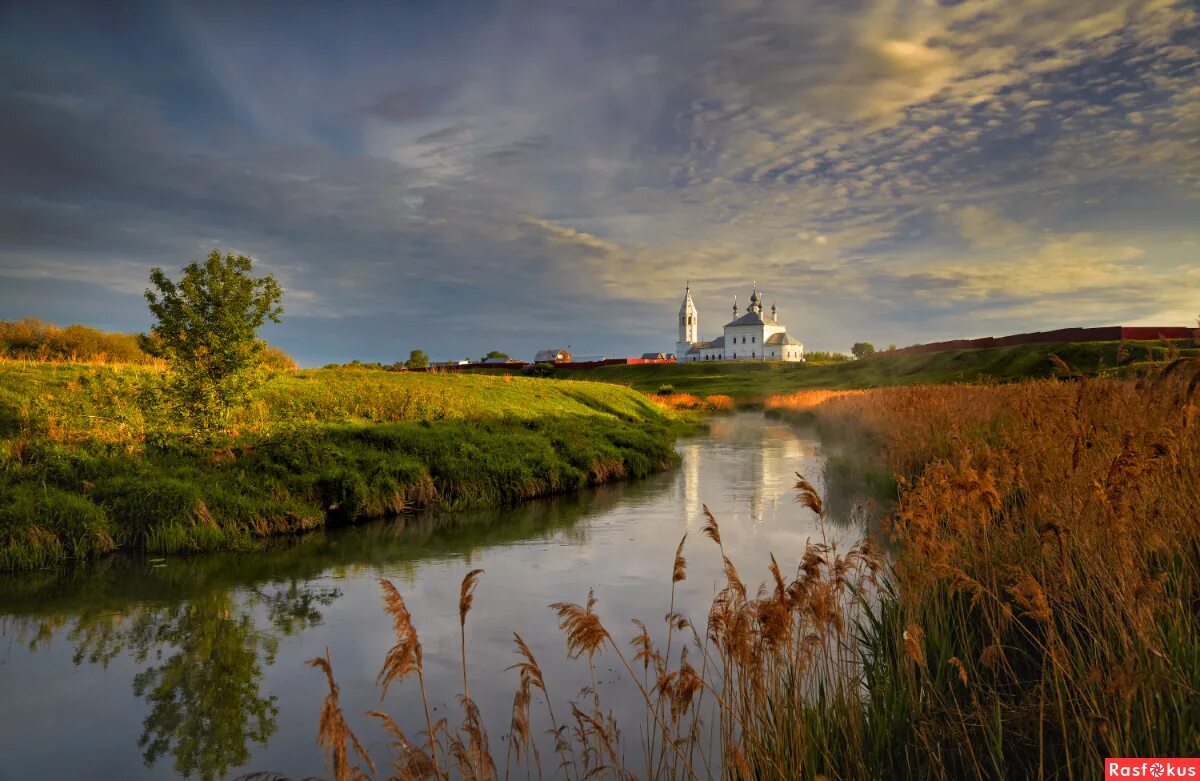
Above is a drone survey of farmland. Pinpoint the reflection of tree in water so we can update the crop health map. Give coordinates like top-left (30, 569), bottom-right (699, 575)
top-left (0, 484), bottom-right (642, 779)
top-left (65, 581), bottom-right (340, 781)
top-left (132, 593), bottom-right (277, 779)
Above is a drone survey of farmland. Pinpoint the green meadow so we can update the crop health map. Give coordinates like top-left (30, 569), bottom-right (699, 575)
top-left (0, 363), bottom-right (685, 571)
top-left (558, 339), bottom-right (1196, 400)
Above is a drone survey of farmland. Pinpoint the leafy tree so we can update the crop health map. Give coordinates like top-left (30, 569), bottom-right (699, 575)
top-left (482, 350), bottom-right (509, 362)
top-left (405, 349), bottom-right (430, 369)
top-left (141, 251), bottom-right (283, 438)
top-left (851, 342), bottom-right (876, 359)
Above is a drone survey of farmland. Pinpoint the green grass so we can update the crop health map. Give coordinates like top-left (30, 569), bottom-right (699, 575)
top-left (557, 340), bottom-right (1197, 400)
top-left (0, 363), bottom-right (687, 571)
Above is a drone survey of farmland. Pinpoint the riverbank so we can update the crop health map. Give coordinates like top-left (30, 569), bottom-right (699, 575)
top-left (0, 363), bottom-right (689, 571)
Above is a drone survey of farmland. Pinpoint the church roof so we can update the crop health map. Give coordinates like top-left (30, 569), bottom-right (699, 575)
top-left (765, 332), bottom-right (803, 346)
top-left (706, 335), bottom-right (725, 347)
top-left (725, 311), bottom-right (781, 327)
top-left (679, 285), bottom-right (696, 314)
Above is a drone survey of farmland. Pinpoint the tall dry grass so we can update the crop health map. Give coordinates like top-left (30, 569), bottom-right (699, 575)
top-left (763, 389), bottom-right (864, 411)
top-left (789, 366), bottom-right (1200, 776)
top-left (651, 393), bottom-right (736, 412)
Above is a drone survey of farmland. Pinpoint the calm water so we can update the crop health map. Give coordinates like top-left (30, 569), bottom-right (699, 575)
top-left (0, 413), bottom-right (865, 780)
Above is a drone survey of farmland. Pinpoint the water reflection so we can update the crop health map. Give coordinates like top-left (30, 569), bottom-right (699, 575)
top-left (0, 477), bottom-right (660, 780)
top-left (125, 593), bottom-right (283, 778)
top-left (5, 578), bottom-right (337, 781)
top-left (0, 413), bottom-right (864, 780)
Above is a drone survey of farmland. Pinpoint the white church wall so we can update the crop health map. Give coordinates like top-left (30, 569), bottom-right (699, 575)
top-left (672, 285), bottom-right (803, 363)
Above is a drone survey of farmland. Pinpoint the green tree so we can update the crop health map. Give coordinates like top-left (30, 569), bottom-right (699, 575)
top-left (141, 251), bottom-right (283, 438)
top-left (405, 349), bottom-right (430, 369)
top-left (481, 350), bottom-right (509, 362)
top-left (851, 342), bottom-right (876, 359)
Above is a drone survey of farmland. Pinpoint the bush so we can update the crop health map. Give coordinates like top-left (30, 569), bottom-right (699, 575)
top-left (522, 362), bottom-right (559, 378)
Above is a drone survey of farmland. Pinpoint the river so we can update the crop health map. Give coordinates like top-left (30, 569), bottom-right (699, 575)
top-left (0, 412), bottom-right (867, 780)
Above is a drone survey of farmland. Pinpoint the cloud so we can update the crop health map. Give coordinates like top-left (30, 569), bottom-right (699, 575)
top-left (0, 0), bottom-right (1197, 363)
top-left (953, 206), bottom-right (1027, 248)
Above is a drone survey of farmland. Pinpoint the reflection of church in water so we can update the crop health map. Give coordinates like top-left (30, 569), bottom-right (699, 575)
top-left (680, 417), bottom-right (816, 529)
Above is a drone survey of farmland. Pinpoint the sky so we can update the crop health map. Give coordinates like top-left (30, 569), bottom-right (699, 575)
top-left (1, 0), bottom-right (1198, 366)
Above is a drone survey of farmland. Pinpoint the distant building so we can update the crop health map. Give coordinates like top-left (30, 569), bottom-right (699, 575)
top-left (641, 352), bottom-right (669, 360)
top-left (482, 356), bottom-right (519, 364)
top-left (675, 283), bottom-right (804, 362)
top-left (534, 348), bottom-right (573, 363)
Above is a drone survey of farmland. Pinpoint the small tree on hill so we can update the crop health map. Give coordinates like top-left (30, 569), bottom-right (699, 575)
top-left (851, 342), bottom-right (876, 359)
top-left (405, 349), bottom-right (429, 369)
top-left (482, 350), bottom-right (509, 362)
top-left (141, 250), bottom-right (283, 439)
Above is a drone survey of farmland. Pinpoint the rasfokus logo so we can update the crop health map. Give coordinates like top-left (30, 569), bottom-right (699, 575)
top-left (1106, 759), bottom-right (1200, 778)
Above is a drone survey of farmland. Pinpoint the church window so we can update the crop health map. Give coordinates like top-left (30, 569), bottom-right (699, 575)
top-left (751, 336), bottom-right (755, 343)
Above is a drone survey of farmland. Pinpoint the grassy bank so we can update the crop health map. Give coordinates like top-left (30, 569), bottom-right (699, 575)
top-left (558, 339), bottom-right (1198, 400)
top-left (0, 363), bottom-right (686, 571)
top-left (303, 368), bottom-right (1199, 781)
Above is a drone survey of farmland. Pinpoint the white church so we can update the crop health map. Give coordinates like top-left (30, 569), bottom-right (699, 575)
top-left (674, 283), bottom-right (805, 362)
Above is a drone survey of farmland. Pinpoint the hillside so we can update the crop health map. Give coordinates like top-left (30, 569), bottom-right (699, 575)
top-left (0, 364), bottom-right (684, 570)
top-left (557, 339), bottom-right (1197, 400)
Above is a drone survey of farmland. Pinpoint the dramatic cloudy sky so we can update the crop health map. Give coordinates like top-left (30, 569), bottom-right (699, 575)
top-left (1, 0), bottom-right (1198, 365)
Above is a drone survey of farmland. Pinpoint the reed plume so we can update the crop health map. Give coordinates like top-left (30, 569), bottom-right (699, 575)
top-left (550, 590), bottom-right (609, 661)
top-left (307, 650), bottom-right (374, 781)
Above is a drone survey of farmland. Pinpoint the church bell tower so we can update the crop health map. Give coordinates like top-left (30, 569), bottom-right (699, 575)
top-left (676, 283), bottom-right (698, 359)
